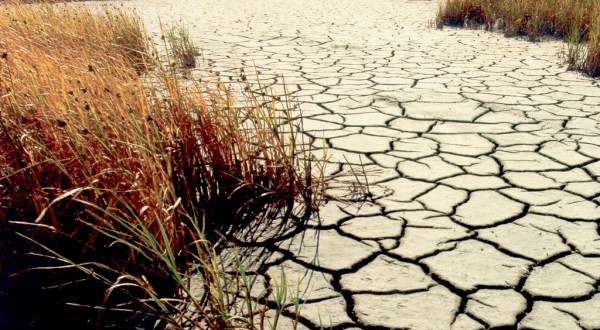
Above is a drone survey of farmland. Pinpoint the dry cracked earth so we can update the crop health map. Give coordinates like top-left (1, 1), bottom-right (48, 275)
top-left (122, 0), bottom-right (600, 328)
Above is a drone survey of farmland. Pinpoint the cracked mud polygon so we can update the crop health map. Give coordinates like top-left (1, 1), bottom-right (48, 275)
top-left (122, 0), bottom-right (600, 328)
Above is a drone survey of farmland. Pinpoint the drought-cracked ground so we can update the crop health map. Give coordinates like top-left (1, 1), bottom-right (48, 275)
top-left (122, 0), bottom-right (600, 328)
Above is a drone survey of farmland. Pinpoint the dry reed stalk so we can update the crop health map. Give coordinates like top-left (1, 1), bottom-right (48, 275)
top-left (0, 1), bottom-right (321, 328)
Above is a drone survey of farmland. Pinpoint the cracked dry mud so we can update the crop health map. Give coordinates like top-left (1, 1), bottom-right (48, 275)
top-left (123, 0), bottom-right (600, 328)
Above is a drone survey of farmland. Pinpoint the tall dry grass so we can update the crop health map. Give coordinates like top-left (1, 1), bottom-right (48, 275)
top-left (436, 0), bottom-right (600, 76)
top-left (0, 2), bottom-right (320, 329)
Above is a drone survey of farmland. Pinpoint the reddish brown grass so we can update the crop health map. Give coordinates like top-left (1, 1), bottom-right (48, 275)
top-left (0, 2), bottom-right (320, 328)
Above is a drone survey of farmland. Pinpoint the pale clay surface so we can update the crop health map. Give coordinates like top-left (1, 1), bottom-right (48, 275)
top-left (114, 0), bottom-right (600, 328)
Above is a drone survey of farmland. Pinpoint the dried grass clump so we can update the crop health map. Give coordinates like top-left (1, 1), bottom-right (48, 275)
top-left (436, 0), bottom-right (600, 76)
top-left (578, 4), bottom-right (600, 76)
top-left (0, 1), bottom-right (320, 329)
top-left (435, 0), bottom-right (493, 28)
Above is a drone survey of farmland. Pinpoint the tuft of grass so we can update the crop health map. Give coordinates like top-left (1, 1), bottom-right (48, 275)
top-left (165, 22), bottom-right (200, 69)
top-left (435, 0), bottom-right (600, 76)
top-left (566, 23), bottom-right (588, 72)
top-left (0, 1), bottom-right (322, 329)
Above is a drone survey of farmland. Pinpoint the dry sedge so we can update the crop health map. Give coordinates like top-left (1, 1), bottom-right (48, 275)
top-left (436, 0), bottom-right (600, 76)
top-left (0, 1), bottom-right (321, 329)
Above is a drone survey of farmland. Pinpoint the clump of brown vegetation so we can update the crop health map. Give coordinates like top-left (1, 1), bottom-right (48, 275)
top-left (436, 0), bottom-right (600, 76)
top-left (0, 1), bottom-right (321, 329)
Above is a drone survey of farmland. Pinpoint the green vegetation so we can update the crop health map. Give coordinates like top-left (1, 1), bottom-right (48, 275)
top-left (0, 1), bottom-right (322, 329)
top-left (165, 22), bottom-right (201, 69)
top-left (436, 0), bottom-right (600, 76)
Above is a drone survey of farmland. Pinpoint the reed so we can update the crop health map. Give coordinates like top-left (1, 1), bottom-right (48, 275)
top-left (0, 1), bottom-right (321, 328)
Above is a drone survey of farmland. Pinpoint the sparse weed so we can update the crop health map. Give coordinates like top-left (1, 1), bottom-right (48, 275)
top-left (566, 25), bottom-right (588, 71)
top-left (165, 22), bottom-right (200, 69)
